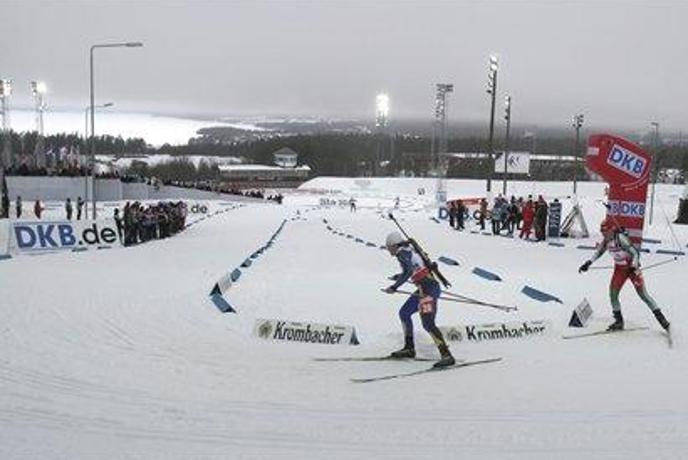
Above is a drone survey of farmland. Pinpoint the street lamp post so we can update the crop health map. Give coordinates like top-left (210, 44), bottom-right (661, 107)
top-left (89, 41), bottom-right (142, 219)
top-left (572, 114), bottom-right (584, 195)
top-left (502, 95), bottom-right (512, 196)
top-left (83, 102), bottom-right (113, 219)
top-left (84, 102), bottom-right (113, 139)
top-left (649, 121), bottom-right (660, 225)
top-left (486, 55), bottom-right (498, 193)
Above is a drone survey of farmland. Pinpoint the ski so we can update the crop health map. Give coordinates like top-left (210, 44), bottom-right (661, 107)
top-left (562, 326), bottom-right (649, 340)
top-left (313, 356), bottom-right (437, 362)
top-left (350, 357), bottom-right (502, 383)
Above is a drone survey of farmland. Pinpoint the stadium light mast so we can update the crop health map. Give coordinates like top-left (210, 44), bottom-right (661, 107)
top-left (30, 81), bottom-right (47, 136)
top-left (432, 83), bottom-right (453, 205)
top-left (375, 93), bottom-right (390, 176)
top-left (572, 113), bottom-right (584, 195)
top-left (502, 95), bottom-right (512, 196)
top-left (0, 79), bottom-right (13, 171)
top-left (432, 84), bottom-right (454, 172)
top-left (90, 41), bottom-right (142, 218)
top-left (30, 81), bottom-right (48, 169)
top-left (486, 55), bottom-right (498, 194)
top-left (649, 121), bottom-right (660, 225)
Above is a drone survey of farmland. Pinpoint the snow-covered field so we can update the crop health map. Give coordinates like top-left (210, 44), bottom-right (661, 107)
top-left (1, 178), bottom-right (687, 459)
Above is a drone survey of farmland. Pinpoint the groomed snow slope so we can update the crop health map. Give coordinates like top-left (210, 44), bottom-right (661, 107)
top-left (1, 179), bottom-right (687, 459)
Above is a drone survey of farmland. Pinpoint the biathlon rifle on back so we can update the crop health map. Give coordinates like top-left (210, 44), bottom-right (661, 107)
top-left (388, 212), bottom-right (451, 288)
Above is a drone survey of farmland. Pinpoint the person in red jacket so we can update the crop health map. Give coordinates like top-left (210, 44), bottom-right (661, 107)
top-left (519, 198), bottom-right (535, 240)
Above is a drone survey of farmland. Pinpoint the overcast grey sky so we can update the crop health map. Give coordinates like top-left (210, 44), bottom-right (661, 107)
top-left (3, 0), bottom-right (688, 130)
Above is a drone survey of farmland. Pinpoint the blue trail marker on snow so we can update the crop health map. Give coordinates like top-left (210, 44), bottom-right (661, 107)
top-left (210, 293), bottom-right (235, 313)
top-left (472, 267), bottom-right (502, 281)
top-left (521, 285), bottom-right (563, 304)
top-left (438, 256), bottom-right (460, 266)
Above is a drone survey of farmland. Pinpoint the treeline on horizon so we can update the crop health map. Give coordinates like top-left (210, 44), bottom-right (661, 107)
top-left (0, 131), bottom-right (148, 157)
top-left (2, 130), bottom-right (688, 181)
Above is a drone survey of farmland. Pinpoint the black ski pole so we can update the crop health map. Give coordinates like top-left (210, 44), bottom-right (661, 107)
top-left (641, 257), bottom-right (679, 271)
top-left (586, 257), bottom-right (678, 273)
top-left (385, 289), bottom-right (517, 312)
top-left (440, 290), bottom-right (517, 312)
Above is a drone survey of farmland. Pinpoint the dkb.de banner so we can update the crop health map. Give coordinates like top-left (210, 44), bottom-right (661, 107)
top-left (586, 134), bottom-right (652, 245)
top-left (9, 220), bottom-right (121, 254)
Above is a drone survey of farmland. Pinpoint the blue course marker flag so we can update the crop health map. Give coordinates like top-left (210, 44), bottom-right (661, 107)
top-left (472, 267), bottom-right (502, 281)
top-left (438, 256), bottom-right (460, 266)
top-left (521, 285), bottom-right (563, 304)
top-left (210, 293), bottom-right (236, 313)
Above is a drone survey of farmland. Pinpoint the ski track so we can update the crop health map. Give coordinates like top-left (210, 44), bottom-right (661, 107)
top-left (1, 180), bottom-right (688, 458)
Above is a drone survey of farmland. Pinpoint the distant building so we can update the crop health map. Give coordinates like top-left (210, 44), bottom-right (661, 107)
top-left (273, 147), bottom-right (298, 168)
top-left (218, 147), bottom-right (310, 188)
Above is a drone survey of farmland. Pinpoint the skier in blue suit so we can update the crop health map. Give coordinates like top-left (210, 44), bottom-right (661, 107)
top-left (384, 231), bottom-right (455, 368)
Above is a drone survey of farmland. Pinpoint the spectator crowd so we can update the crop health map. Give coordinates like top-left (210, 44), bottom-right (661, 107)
top-left (448, 194), bottom-right (558, 242)
top-left (163, 179), bottom-right (284, 204)
top-left (119, 201), bottom-right (188, 246)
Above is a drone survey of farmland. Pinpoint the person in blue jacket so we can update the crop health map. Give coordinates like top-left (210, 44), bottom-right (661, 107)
top-left (383, 231), bottom-right (455, 368)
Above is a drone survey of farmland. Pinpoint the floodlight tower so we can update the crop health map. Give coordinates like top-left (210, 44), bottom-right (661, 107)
top-left (375, 93), bottom-right (390, 176)
top-left (502, 95), bottom-right (512, 195)
top-left (431, 84), bottom-right (453, 205)
top-left (0, 79), bottom-right (12, 169)
top-left (572, 113), bottom-right (584, 195)
top-left (432, 83), bottom-right (454, 171)
top-left (30, 81), bottom-right (48, 168)
top-left (30, 81), bottom-right (47, 136)
top-left (486, 55), bottom-right (499, 193)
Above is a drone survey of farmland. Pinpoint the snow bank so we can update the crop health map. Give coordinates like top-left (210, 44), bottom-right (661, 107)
top-left (1, 179), bottom-right (687, 458)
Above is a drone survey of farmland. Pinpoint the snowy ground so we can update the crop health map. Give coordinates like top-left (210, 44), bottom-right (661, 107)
top-left (1, 178), bottom-right (687, 459)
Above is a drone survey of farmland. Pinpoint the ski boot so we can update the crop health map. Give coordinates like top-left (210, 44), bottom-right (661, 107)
top-left (390, 336), bottom-right (415, 359)
top-left (389, 347), bottom-right (415, 359)
top-left (433, 345), bottom-right (455, 369)
top-left (607, 311), bottom-right (624, 331)
top-left (653, 309), bottom-right (671, 331)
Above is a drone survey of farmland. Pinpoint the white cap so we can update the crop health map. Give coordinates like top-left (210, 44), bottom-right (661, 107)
top-left (385, 231), bottom-right (405, 247)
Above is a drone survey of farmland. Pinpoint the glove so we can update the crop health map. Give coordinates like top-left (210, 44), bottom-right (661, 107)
top-left (384, 286), bottom-right (397, 294)
top-left (578, 260), bottom-right (592, 273)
